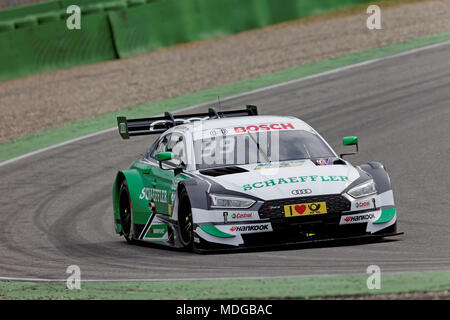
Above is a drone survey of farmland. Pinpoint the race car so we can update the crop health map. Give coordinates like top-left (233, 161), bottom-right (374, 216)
top-left (112, 106), bottom-right (402, 252)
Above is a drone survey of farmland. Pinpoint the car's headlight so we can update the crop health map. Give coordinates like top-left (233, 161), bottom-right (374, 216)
top-left (210, 194), bottom-right (255, 209)
top-left (347, 180), bottom-right (377, 198)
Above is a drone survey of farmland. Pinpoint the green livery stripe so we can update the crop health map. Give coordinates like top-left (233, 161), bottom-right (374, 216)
top-left (200, 225), bottom-right (235, 238)
top-left (374, 208), bottom-right (396, 224)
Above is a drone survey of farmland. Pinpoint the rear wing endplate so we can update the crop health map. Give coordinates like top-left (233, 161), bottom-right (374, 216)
top-left (117, 105), bottom-right (257, 139)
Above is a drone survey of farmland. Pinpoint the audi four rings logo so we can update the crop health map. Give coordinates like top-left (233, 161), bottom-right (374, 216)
top-left (291, 189), bottom-right (312, 195)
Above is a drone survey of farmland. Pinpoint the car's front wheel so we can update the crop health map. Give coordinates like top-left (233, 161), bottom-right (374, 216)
top-left (178, 189), bottom-right (194, 250)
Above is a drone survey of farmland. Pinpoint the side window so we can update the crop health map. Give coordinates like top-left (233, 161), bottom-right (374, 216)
top-left (166, 133), bottom-right (186, 166)
top-left (149, 134), bottom-right (171, 159)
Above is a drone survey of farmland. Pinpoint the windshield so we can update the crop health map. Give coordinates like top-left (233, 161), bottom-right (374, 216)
top-left (193, 130), bottom-right (335, 169)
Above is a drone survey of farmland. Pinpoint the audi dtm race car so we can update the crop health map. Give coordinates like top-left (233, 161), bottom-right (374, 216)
top-left (112, 106), bottom-right (402, 252)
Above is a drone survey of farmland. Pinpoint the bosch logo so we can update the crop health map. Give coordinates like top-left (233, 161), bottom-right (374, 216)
top-left (291, 189), bottom-right (312, 195)
top-left (234, 123), bottom-right (295, 133)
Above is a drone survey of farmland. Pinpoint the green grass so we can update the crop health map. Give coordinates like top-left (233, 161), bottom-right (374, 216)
top-left (1, 30), bottom-right (450, 163)
top-left (1, 271), bottom-right (449, 299)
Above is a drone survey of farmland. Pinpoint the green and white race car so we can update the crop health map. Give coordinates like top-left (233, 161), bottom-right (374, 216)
top-left (112, 106), bottom-right (401, 252)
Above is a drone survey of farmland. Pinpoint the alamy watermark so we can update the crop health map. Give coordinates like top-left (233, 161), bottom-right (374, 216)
top-left (366, 5), bottom-right (382, 30)
top-left (366, 265), bottom-right (381, 290)
top-left (66, 5), bottom-right (81, 30)
top-left (66, 265), bottom-right (81, 290)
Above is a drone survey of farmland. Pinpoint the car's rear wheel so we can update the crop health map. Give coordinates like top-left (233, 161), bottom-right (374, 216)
top-left (119, 179), bottom-right (134, 243)
top-left (178, 189), bottom-right (194, 250)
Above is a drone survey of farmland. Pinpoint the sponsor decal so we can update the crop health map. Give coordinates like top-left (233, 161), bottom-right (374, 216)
top-left (228, 223), bottom-right (272, 234)
top-left (139, 187), bottom-right (168, 203)
top-left (243, 175), bottom-right (350, 191)
top-left (352, 198), bottom-right (375, 211)
top-left (355, 200), bottom-right (371, 208)
top-left (230, 212), bottom-right (254, 219)
top-left (254, 160), bottom-right (305, 170)
top-left (234, 123), bottom-right (295, 133)
top-left (340, 213), bottom-right (376, 224)
top-left (291, 189), bottom-right (312, 196)
top-left (284, 201), bottom-right (327, 217)
top-left (145, 224), bottom-right (168, 238)
top-left (315, 158), bottom-right (327, 166)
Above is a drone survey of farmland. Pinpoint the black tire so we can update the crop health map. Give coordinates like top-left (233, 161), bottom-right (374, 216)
top-left (178, 189), bottom-right (194, 250)
top-left (119, 179), bottom-right (134, 243)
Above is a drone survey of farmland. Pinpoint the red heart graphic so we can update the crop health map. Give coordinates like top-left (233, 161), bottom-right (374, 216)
top-left (294, 205), bottom-right (306, 215)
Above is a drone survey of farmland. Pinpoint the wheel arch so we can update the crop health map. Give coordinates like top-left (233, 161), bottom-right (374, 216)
top-left (176, 178), bottom-right (210, 214)
top-left (112, 169), bottom-right (148, 234)
top-left (359, 161), bottom-right (392, 194)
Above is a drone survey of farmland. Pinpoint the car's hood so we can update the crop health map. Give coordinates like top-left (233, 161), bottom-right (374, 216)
top-left (199, 160), bottom-right (360, 201)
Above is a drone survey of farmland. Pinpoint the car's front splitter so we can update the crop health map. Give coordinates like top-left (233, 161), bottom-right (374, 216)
top-left (193, 225), bottom-right (403, 253)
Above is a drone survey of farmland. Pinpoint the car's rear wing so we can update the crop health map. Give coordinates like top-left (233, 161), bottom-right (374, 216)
top-left (117, 105), bottom-right (258, 139)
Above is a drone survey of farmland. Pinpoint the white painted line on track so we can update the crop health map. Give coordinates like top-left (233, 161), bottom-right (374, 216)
top-left (1, 39), bottom-right (450, 168)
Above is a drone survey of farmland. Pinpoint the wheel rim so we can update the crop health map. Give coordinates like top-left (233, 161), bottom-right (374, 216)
top-left (120, 192), bottom-right (132, 239)
top-left (180, 209), bottom-right (193, 246)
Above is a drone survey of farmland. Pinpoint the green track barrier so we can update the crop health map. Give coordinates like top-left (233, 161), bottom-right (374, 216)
top-left (296, 0), bottom-right (376, 18)
top-left (109, 0), bottom-right (374, 59)
top-left (0, 1), bottom-right (131, 27)
top-left (37, 12), bottom-right (60, 24)
top-left (82, 4), bottom-right (104, 15)
top-left (0, 12), bottom-right (117, 82)
top-left (0, 21), bottom-right (14, 32)
top-left (127, 0), bottom-right (147, 7)
top-left (0, 0), bottom-right (378, 81)
top-left (59, 0), bottom-right (106, 9)
top-left (0, 1), bottom-right (61, 22)
top-left (102, 0), bottom-right (128, 12)
top-left (14, 16), bottom-right (38, 29)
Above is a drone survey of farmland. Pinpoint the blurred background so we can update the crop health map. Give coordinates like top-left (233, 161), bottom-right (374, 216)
top-left (0, 0), bottom-right (449, 148)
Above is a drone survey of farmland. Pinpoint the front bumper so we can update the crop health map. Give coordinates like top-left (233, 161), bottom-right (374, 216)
top-left (194, 223), bottom-right (402, 253)
top-left (192, 193), bottom-right (401, 252)
top-left (194, 223), bottom-right (404, 253)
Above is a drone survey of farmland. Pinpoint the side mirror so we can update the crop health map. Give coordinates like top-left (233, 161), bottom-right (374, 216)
top-left (340, 136), bottom-right (358, 158)
top-left (156, 152), bottom-right (173, 162)
top-left (156, 152), bottom-right (173, 169)
top-left (156, 152), bottom-right (184, 175)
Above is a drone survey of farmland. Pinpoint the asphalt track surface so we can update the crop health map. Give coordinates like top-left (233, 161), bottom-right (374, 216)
top-left (1, 42), bottom-right (449, 281)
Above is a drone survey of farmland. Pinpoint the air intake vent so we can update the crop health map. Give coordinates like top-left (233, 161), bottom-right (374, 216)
top-left (199, 166), bottom-right (248, 177)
